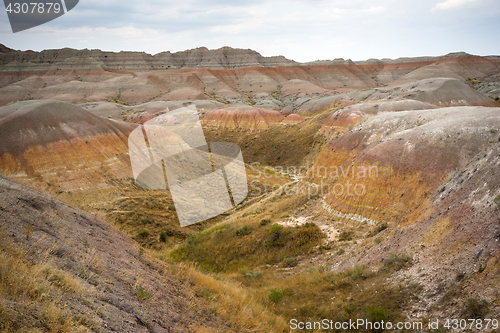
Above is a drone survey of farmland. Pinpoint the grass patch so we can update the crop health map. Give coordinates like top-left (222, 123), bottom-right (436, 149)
top-left (281, 257), bottom-right (297, 267)
top-left (136, 285), bottom-right (153, 301)
top-left (170, 220), bottom-right (324, 272)
top-left (370, 222), bottom-right (388, 237)
top-left (382, 251), bottom-right (412, 271)
top-left (235, 224), bottom-right (252, 237)
top-left (268, 289), bottom-right (284, 303)
top-left (0, 237), bottom-right (93, 332)
top-left (260, 218), bottom-right (271, 226)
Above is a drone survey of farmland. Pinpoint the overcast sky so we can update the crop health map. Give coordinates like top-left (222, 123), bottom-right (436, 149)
top-left (1, 0), bottom-right (499, 62)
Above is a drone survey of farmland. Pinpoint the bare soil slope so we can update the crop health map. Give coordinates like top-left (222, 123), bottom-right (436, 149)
top-left (0, 175), bottom-right (232, 332)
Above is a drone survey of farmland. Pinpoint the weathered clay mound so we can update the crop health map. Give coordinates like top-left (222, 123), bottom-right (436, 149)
top-left (391, 56), bottom-right (500, 85)
top-left (202, 106), bottom-right (285, 130)
top-left (341, 99), bottom-right (437, 114)
top-left (309, 106), bottom-right (500, 224)
top-left (1, 46), bottom-right (498, 115)
top-left (343, 78), bottom-right (497, 107)
top-left (330, 126), bottom-right (500, 320)
top-left (0, 100), bottom-right (137, 191)
top-left (0, 176), bottom-right (230, 332)
top-left (397, 78), bottom-right (497, 106)
top-left (322, 100), bottom-right (439, 131)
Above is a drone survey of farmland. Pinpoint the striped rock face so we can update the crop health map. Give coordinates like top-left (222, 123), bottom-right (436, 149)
top-left (307, 106), bottom-right (500, 225)
top-left (0, 100), bottom-right (137, 192)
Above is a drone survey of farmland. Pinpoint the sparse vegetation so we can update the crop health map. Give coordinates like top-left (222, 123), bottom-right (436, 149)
top-left (494, 194), bottom-right (500, 206)
top-left (244, 270), bottom-right (263, 278)
top-left (260, 218), bottom-right (271, 226)
top-left (370, 222), bottom-right (388, 236)
top-left (139, 229), bottom-right (150, 237)
top-left (338, 230), bottom-right (353, 241)
top-left (282, 257), bottom-right (297, 267)
top-left (235, 224), bottom-right (252, 237)
top-left (136, 285), bottom-right (153, 300)
top-left (265, 224), bottom-right (285, 247)
top-left (170, 219), bottom-right (323, 272)
top-left (363, 305), bottom-right (388, 323)
top-left (464, 298), bottom-right (489, 319)
top-left (382, 251), bottom-right (412, 271)
top-left (0, 237), bottom-right (92, 332)
top-left (24, 223), bottom-right (33, 240)
top-left (268, 288), bottom-right (283, 303)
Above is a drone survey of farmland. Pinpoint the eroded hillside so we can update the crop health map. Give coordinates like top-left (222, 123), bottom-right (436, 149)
top-left (1, 46), bottom-right (500, 332)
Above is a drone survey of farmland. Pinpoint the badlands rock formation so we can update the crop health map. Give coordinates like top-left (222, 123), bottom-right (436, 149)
top-left (1, 45), bottom-right (500, 329)
top-left (1, 44), bottom-right (499, 110)
top-left (0, 100), bottom-right (136, 192)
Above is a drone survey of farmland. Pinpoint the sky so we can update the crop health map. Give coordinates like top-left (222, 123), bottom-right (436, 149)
top-left (0, 0), bottom-right (499, 62)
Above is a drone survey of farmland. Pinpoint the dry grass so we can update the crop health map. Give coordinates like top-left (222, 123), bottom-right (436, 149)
top-left (170, 219), bottom-right (324, 272)
top-left (166, 253), bottom-right (420, 333)
top-left (0, 236), bottom-right (94, 332)
top-left (161, 180), bottom-right (420, 332)
top-left (176, 263), bottom-right (289, 332)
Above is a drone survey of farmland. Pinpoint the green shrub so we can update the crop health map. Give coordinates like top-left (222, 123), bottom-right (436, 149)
top-left (235, 225), bottom-right (252, 237)
top-left (303, 222), bottom-right (316, 228)
top-left (494, 194), bottom-right (500, 206)
top-left (464, 298), bottom-right (489, 319)
top-left (337, 248), bottom-right (345, 255)
top-left (139, 229), bottom-right (149, 238)
top-left (371, 222), bottom-right (388, 236)
top-left (382, 251), bottom-right (412, 271)
top-left (159, 232), bottom-right (168, 242)
top-left (260, 218), bottom-right (271, 226)
top-left (363, 306), bottom-right (388, 322)
top-left (282, 257), bottom-right (297, 267)
top-left (374, 236), bottom-right (384, 244)
top-left (338, 230), bottom-right (353, 241)
top-left (350, 265), bottom-right (365, 280)
top-left (137, 286), bottom-right (152, 300)
top-left (146, 196), bottom-right (158, 208)
top-left (244, 271), bottom-right (263, 278)
top-left (268, 289), bottom-right (283, 303)
top-left (266, 224), bottom-right (285, 247)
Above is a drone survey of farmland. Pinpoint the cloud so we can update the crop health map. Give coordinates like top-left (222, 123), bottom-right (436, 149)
top-left (432, 0), bottom-right (480, 11)
top-left (1, 0), bottom-right (499, 62)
